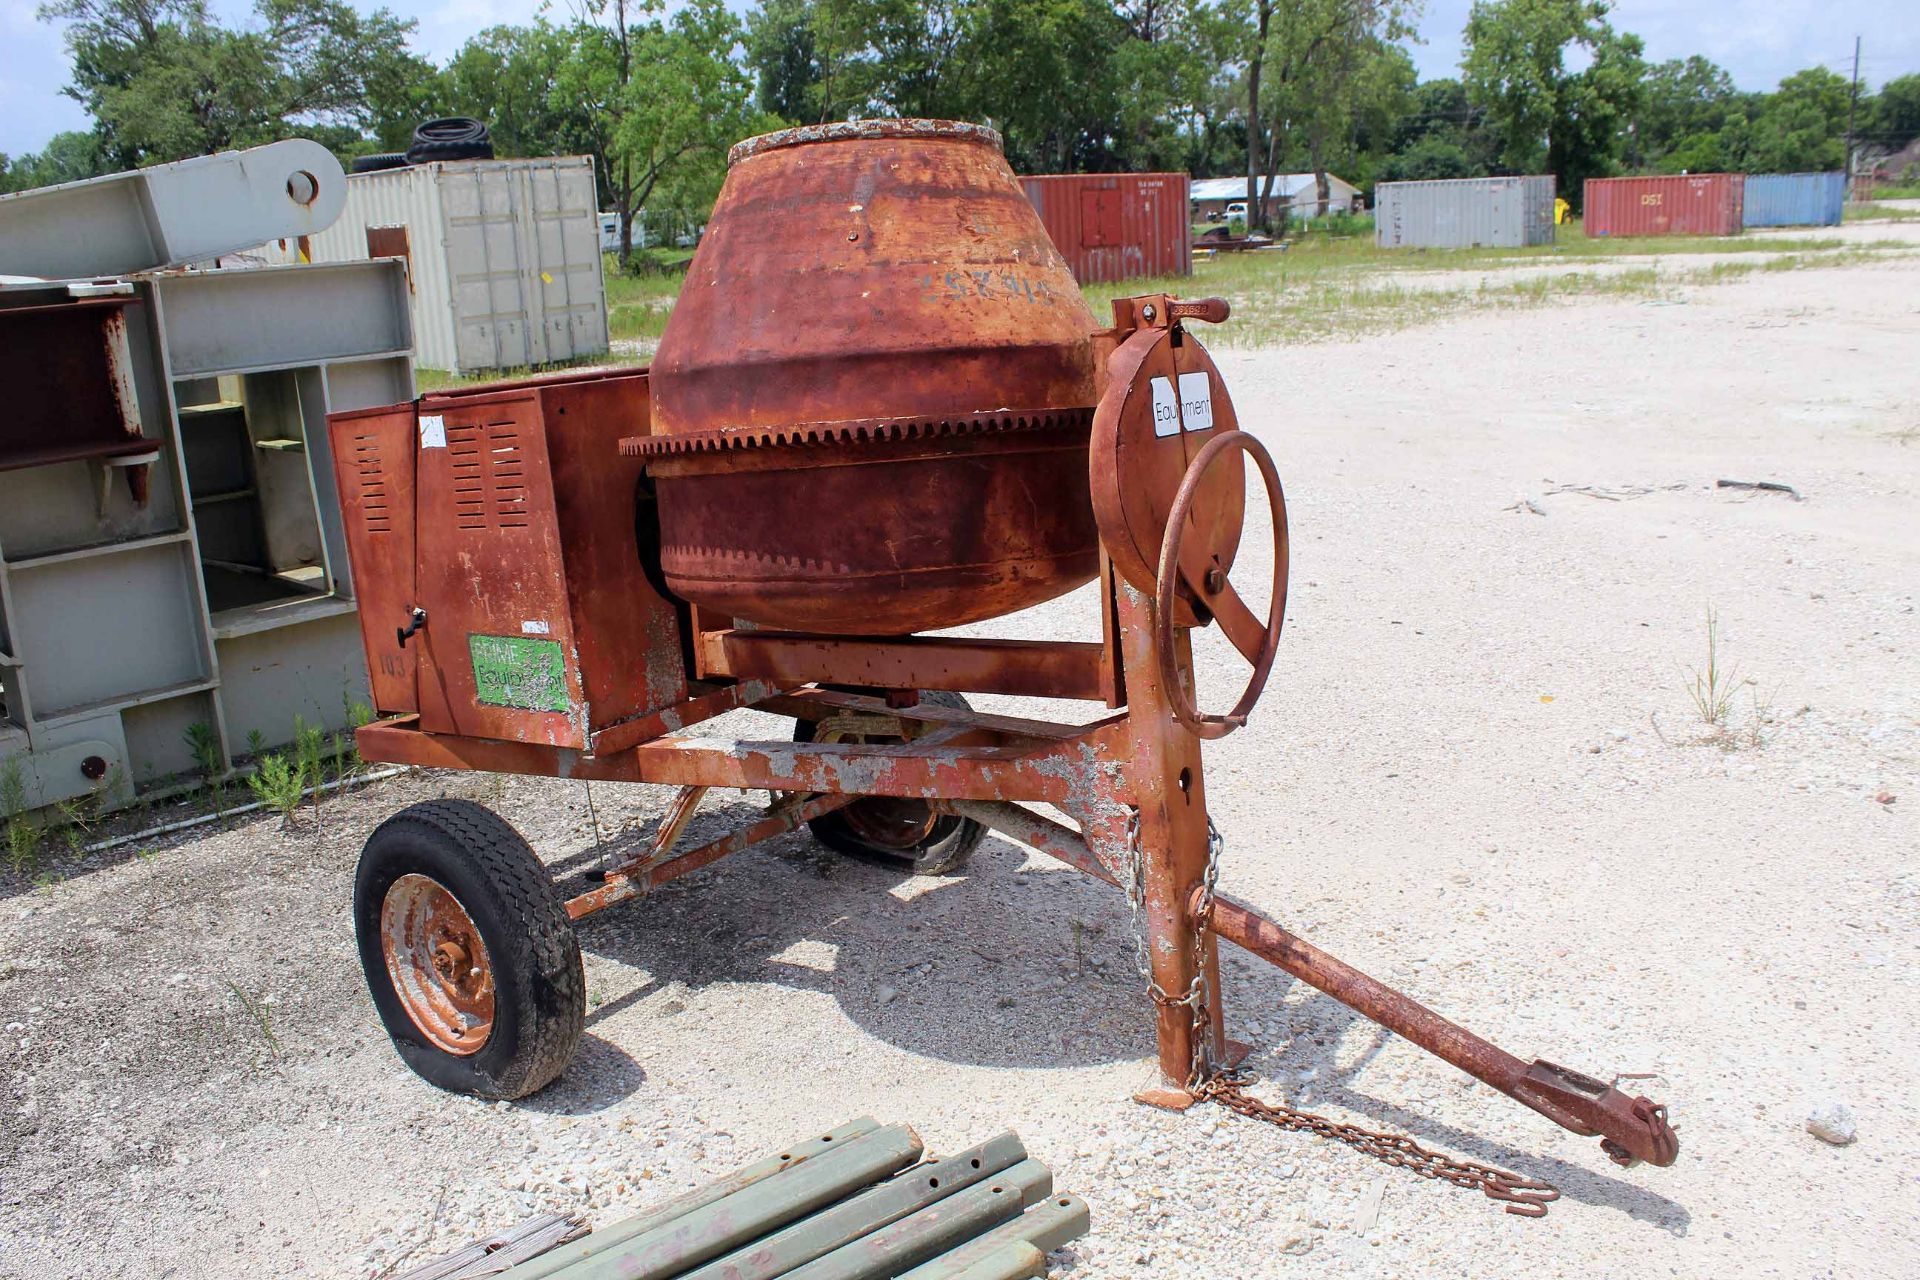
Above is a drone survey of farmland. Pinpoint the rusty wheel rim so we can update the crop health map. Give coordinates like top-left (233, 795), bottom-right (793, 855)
top-left (381, 873), bottom-right (495, 1055)
top-left (816, 726), bottom-right (940, 852)
top-left (843, 797), bottom-right (941, 851)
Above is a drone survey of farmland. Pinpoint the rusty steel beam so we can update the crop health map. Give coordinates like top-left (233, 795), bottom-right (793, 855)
top-left (944, 801), bottom-right (1116, 886)
top-left (643, 785), bottom-right (710, 861)
top-left (1204, 891), bottom-right (1680, 1168)
top-left (619, 732), bottom-right (1119, 805)
top-left (700, 631), bottom-right (1111, 702)
top-left (763, 688), bottom-right (1110, 743)
top-left (590, 681), bottom-right (790, 757)
top-left (566, 793), bottom-right (856, 919)
top-left (359, 718), bottom-right (647, 782)
top-left (358, 716), bottom-right (1126, 805)
top-left (1113, 585), bottom-right (1227, 1105)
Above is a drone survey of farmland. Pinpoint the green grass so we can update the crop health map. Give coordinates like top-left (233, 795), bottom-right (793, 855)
top-left (605, 250), bottom-right (689, 343)
top-left (411, 360), bottom-right (609, 393)
top-left (1084, 220), bottom-right (1913, 347)
top-left (1847, 201), bottom-right (1920, 222)
top-left (414, 220), bottom-right (1912, 388)
top-left (1860, 182), bottom-right (1920, 200)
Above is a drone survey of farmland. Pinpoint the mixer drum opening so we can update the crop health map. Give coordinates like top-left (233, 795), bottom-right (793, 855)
top-left (635, 119), bottom-right (1104, 636)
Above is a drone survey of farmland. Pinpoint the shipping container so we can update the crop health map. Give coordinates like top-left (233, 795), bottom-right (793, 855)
top-left (1583, 173), bottom-right (1744, 238)
top-left (1019, 173), bottom-right (1191, 284)
top-left (292, 157), bottom-right (609, 374)
top-left (1374, 175), bottom-right (1557, 248)
top-left (1742, 172), bottom-right (1846, 228)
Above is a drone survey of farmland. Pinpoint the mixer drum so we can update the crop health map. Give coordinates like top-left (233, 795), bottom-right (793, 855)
top-left (635, 120), bottom-right (1102, 636)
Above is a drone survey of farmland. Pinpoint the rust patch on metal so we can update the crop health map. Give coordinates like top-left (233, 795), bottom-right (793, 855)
top-left (381, 873), bottom-right (495, 1054)
top-left (728, 118), bottom-right (1003, 167)
top-left (646, 118), bottom-right (1100, 635)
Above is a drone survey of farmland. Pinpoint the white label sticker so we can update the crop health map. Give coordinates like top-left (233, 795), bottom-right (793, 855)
top-left (1149, 373), bottom-right (1215, 436)
top-left (521, 620), bottom-right (551, 635)
top-left (419, 414), bottom-right (446, 449)
top-left (1177, 371), bottom-right (1214, 433)
top-left (1150, 376), bottom-right (1180, 437)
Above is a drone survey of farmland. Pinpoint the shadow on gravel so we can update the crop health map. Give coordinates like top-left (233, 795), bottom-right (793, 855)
top-left (1240, 983), bottom-right (1693, 1234)
top-left (552, 796), bottom-right (1690, 1229)
top-left (516, 1032), bottom-right (648, 1115)
top-left (562, 800), bottom-right (1154, 1072)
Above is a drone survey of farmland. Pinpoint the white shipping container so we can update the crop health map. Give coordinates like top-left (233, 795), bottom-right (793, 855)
top-left (1374, 175), bottom-right (1557, 249)
top-left (300, 156), bottom-right (609, 374)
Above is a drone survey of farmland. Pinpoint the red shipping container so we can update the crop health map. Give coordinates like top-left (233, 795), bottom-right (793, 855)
top-left (1019, 172), bottom-right (1192, 284)
top-left (1583, 173), bottom-right (1745, 237)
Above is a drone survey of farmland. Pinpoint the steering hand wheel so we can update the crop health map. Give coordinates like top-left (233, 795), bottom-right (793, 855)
top-left (1153, 430), bottom-right (1288, 738)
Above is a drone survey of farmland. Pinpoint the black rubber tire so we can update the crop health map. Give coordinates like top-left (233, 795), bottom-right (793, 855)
top-left (406, 117), bottom-right (494, 164)
top-left (793, 692), bottom-right (986, 875)
top-left (353, 799), bottom-right (584, 1100)
top-left (350, 152), bottom-right (409, 174)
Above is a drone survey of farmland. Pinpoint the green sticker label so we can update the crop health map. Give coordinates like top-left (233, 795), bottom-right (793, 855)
top-left (469, 634), bottom-right (570, 713)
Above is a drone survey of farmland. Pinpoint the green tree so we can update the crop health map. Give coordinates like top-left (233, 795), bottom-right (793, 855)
top-left (558, 0), bottom-right (765, 267)
top-left (1214, 0), bottom-right (1414, 230)
top-left (964, 0), bottom-right (1128, 170)
top-left (745, 0), bottom-right (823, 122)
top-left (0, 131), bottom-right (108, 192)
top-left (1462, 0), bottom-right (1644, 200)
top-left (1749, 67), bottom-right (1850, 172)
top-left (806, 0), bottom-right (975, 120)
top-left (38, 0), bottom-right (430, 168)
top-left (1108, 0), bottom-right (1233, 173)
top-left (1385, 76), bottom-right (1498, 175)
top-left (1377, 134), bottom-right (1474, 181)
top-left (443, 22), bottom-right (591, 161)
top-left (1870, 74), bottom-right (1920, 153)
top-left (1635, 55), bottom-right (1737, 169)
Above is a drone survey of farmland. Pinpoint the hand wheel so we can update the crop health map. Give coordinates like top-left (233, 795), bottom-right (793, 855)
top-left (1153, 429), bottom-right (1289, 739)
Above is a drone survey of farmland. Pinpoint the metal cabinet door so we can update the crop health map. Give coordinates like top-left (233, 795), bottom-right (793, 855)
top-left (410, 390), bottom-right (588, 747)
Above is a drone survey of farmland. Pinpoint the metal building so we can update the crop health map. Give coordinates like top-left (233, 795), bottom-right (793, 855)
top-left (1373, 176), bottom-right (1557, 249)
top-left (1188, 174), bottom-right (1362, 221)
top-left (1742, 172), bottom-right (1847, 228)
top-left (1019, 173), bottom-right (1192, 283)
top-left (279, 156), bottom-right (609, 375)
top-left (0, 143), bottom-right (413, 818)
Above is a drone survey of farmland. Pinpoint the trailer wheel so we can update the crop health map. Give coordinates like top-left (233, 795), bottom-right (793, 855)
top-left (354, 800), bottom-right (584, 1100)
top-left (794, 693), bottom-right (986, 875)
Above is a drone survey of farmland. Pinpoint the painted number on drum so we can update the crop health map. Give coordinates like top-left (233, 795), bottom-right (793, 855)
top-left (1150, 372), bottom-right (1214, 438)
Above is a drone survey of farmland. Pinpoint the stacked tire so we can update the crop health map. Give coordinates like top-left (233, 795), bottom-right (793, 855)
top-left (348, 118), bottom-right (495, 175)
top-left (406, 118), bottom-right (494, 164)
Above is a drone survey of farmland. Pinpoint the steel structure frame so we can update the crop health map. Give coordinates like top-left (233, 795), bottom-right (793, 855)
top-left (357, 558), bottom-right (1678, 1168)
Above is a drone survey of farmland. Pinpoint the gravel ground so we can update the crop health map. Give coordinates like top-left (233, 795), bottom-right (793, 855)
top-left (3, 251), bottom-right (1917, 1280)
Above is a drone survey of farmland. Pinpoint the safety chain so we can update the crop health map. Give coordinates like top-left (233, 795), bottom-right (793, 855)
top-left (1195, 1078), bottom-right (1561, 1217)
top-left (1123, 808), bottom-right (1224, 1090)
top-left (1122, 806), bottom-right (1561, 1217)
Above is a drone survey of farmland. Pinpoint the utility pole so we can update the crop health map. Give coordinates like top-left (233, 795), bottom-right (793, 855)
top-left (1845, 36), bottom-right (1862, 192)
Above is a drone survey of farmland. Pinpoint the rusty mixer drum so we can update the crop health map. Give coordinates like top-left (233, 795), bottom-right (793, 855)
top-left (634, 120), bottom-right (1102, 635)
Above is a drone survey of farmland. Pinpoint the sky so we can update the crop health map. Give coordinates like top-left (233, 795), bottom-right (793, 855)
top-left (2, 0), bottom-right (1916, 160)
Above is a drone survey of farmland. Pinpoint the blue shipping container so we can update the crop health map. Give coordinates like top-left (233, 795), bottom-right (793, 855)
top-left (1743, 172), bottom-right (1846, 227)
